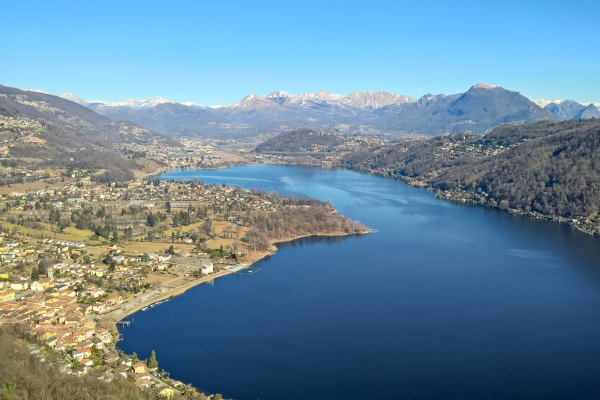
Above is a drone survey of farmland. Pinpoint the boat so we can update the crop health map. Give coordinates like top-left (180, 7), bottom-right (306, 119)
top-left (141, 307), bottom-right (148, 311)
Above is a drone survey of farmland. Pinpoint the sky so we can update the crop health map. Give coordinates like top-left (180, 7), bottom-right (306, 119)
top-left (1, 0), bottom-right (599, 105)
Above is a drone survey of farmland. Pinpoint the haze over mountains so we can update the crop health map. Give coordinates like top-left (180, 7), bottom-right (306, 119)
top-left (46, 84), bottom-right (600, 138)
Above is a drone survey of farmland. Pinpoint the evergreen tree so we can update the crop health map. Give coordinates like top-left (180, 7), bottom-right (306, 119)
top-left (30, 267), bottom-right (40, 281)
top-left (147, 350), bottom-right (158, 369)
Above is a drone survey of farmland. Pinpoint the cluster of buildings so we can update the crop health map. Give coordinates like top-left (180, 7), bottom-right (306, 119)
top-left (1, 288), bottom-right (185, 396)
top-left (119, 138), bottom-right (246, 171)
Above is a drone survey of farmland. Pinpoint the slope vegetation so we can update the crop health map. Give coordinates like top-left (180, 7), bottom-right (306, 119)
top-left (343, 119), bottom-right (600, 217)
top-left (0, 85), bottom-right (180, 182)
top-left (255, 129), bottom-right (343, 153)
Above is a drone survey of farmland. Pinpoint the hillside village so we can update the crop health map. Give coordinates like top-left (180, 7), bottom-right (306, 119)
top-left (0, 172), bottom-right (366, 399)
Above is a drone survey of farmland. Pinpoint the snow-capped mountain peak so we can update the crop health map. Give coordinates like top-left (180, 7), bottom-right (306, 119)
top-left (341, 91), bottom-right (416, 109)
top-left (180, 102), bottom-right (223, 109)
top-left (22, 88), bottom-right (49, 94)
top-left (97, 96), bottom-right (175, 109)
top-left (297, 90), bottom-right (343, 102)
top-left (472, 83), bottom-right (498, 89)
top-left (533, 99), bottom-right (563, 108)
top-left (265, 91), bottom-right (293, 99)
top-left (58, 92), bottom-right (90, 106)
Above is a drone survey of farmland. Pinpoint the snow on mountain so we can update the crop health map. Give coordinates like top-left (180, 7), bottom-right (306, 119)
top-left (226, 94), bottom-right (285, 112)
top-left (223, 90), bottom-right (415, 112)
top-left (22, 89), bottom-right (49, 94)
top-left (56, 92), bottom-right (177, 109)
top-left (472, 83), bottom-right (498, 89)
top-left (340, 91), bottom-right (416, 109)
top-left (58, 92), bottom-right (90, 106)
top-left (296, 90), bottom-right (343, 102)
top-left (533, 99), bottom-right (563, 108)
top-left (265, 91), bottom-right (293, 99)
top-left (181, 102), bottom-right (223, 109)
top-left (96, 96), bottom-right (176, 109)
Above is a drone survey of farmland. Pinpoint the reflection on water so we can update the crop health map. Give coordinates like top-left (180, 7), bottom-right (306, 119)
top-left (276, 233), bottom-right (365, 250)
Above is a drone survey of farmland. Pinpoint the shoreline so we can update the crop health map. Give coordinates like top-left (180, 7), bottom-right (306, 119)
top-left (344, 166), bottom-right (600, 239)
top-left (110, 229), bottom-right (373, 323)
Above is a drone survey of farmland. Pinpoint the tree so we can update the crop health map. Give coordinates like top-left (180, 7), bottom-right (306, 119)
top-left (96, 207), bottom-right (106, 218)
top-left (132, 352), bottom-right (139, 363)
top-left (167, 245), bottom-right (175, 255)
top-left (31, 267), bottom-right (39, 281)
top-left (147, 212), bottom-right (158, 227)
top-left (111, 231), bottom-right (119, 243)
top-left (147, 350), bottom-right (158, 369)
top-left (201, 219), bottom-right (213, 236)
top-left (214, 394), bottom-right (222, 400)
top-left (165, 201), bottom-right (171, 213)
top-left (38, 258), bottom-right (53, 275)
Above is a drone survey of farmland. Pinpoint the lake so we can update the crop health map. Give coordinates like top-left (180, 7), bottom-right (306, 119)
top-left (118, 165), bottom-right (600, 399)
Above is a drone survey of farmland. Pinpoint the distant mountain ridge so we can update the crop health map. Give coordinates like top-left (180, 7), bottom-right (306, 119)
top-left (1, 85), bottom-right (179, 181)
top-left (53, 85), bottom-right (599, 138)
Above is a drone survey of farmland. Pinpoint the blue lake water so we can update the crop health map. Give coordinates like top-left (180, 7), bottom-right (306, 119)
top-left (118, 165), bottom-right (600, 399)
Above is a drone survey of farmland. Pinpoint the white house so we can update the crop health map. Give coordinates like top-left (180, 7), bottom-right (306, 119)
top-left (73, 347), bottom-right (92, 360)
top-left (200, 261), bottom-right (213, 275)
top-left (10, 281), bottom-right (29, 291)
top-left (31, 281), bottom-right (44, 292)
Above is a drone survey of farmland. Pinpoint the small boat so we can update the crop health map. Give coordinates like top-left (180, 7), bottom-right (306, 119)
top-left (141, 307), bottom-right (148, 311)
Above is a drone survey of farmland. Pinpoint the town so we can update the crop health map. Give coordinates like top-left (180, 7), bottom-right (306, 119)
top-left (0, 168), bottom-right (368, 399)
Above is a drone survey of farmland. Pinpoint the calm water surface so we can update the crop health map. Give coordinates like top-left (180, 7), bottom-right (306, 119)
top-left (119, 165), bottom-right (600, 399)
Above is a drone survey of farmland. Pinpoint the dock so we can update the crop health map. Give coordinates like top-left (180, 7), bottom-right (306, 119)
top-left (228, 264), bottom-right (247, 272)
top-left (116, 320), bottom-right (131, 326)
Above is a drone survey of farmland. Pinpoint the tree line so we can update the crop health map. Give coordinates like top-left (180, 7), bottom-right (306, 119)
top-left (342, 119), bottom-right (600, 218)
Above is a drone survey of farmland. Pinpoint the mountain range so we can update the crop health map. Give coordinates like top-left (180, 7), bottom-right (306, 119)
top-left (54, 84), bottom-right (600, 138)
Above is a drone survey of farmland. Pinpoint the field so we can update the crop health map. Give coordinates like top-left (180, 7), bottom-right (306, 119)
top-left (120, 241), bottom-right (193, 255)
top-left (0, 180), bottom-right (56, 195)
top-left (144, 271), bottom-right (177, 285)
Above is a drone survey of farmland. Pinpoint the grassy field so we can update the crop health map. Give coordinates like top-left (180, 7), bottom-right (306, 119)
top-left (120, 241), bottom-right (193, 255)
top-left (162, 220), bottom-right (234, 237)
top-left (0, 180), bottom-right (55, 195)
top-left (144, 271), bottom-right (177, 285)
top-left (206, 237), bottom-right (236, 249)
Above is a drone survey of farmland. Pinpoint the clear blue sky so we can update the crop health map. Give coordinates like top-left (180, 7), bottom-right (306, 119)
top-left (1, 0), bottom-right (599, 104)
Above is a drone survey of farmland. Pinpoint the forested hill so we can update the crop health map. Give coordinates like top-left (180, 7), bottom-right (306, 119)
top-left (0, 85), bottom-right (181, 182)
top-left (255, 128), bottom-right (343, 153)
top-left (342, 119), bottom-right (600, 218)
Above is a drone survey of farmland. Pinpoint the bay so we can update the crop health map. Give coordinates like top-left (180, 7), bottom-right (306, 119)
top-left (118, 165), bottom-right (600, 399)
